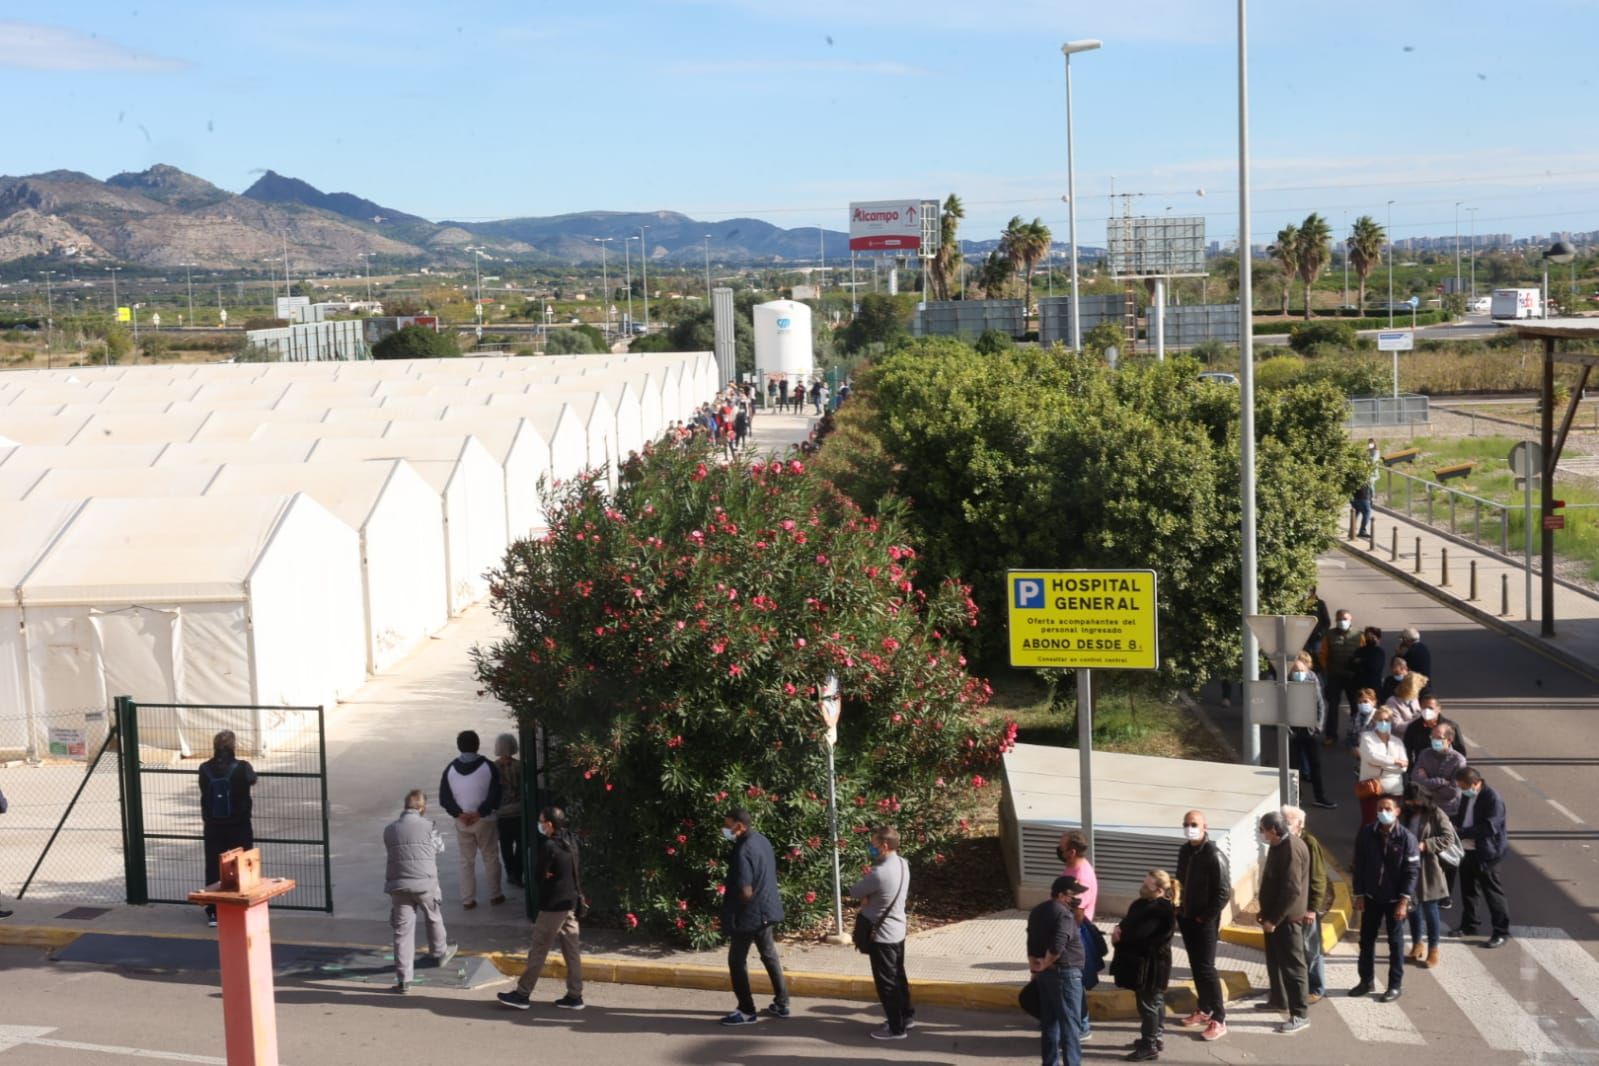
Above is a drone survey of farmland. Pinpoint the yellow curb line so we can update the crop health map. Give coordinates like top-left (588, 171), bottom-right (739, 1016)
top-left (1222, 878), bottom-right (1355, 954)
top-left (0, 925), bottom-right (82, 949)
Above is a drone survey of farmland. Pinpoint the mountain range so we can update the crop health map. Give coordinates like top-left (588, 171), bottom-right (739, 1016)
top-left (0, 165), bottom-right (855, 273)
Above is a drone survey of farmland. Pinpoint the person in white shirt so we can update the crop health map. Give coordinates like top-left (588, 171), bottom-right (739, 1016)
top-left (1359, 706), bottom-right (1409, 826)
top-left (438, 730), bottom-right (504, 909)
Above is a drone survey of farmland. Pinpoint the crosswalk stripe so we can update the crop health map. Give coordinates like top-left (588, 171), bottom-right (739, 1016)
top-left (1516, 926), bottom-right (1599, 1026)
top-left (1325, 993), bottom-right (1427, 1045)
top-left (1429, 941), bottom-right (1563, 1056)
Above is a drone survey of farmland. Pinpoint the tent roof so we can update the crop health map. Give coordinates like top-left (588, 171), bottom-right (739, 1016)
top-left (25, 464), bottom-right (221, 502)
top-left (154, 440), bottom-right (315, 467)
top-left (207, 459), bottom-right (411, 531)
top-left (0, 499), bottom-right (84, 604)
top-left (0, 442), bottom-right (166, 472)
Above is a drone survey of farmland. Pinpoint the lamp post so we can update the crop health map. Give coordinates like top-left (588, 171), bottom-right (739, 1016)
top-left (42, 270), bottom-right (54, 367)
top-left (594, 238), bottom-right (613, 338)
top-left (624, 236), bottom-right (636, 334)
top-left (1454, 202), bottom-right (1463, 301)
top-left (1061, 38), bottom-right (1101, 355)
top-left (1236, 0), bottom-right (1261, 764)
top-left (1467, 208), bottom-right (1478, 299)
top-left (703, 234), bottom-right (712, 305)
top-left (1543, 240), bottom-right (1575, 320)
top-left (638, 226), bottom-right (650, 333)
top-left (1387, 200), bottom-right (1396, 327)
top-left (361, 252), bottom-right (374, 304)
top-left (183, 261), bottom-right (196, 328)
top-left (1342, 211), bottom-right (1349, 309)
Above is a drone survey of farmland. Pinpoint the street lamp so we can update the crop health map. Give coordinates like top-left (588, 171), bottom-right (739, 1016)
top-left (1453, 202), bottom-right (1463, 301)
top-left (1235, 0), bottom-right (1261, 764)
top-left (1060, 38), bottom-right (1102, 354)
top-left (360, 252), bottom-right (374, 303)
top-left (1542, 240), bottom-right (1576, 319)
top-left (703, 234), bottom-right (713, 305)
top-left (1467, 207), bottom-right (1478, 299)
top-left (594, 238), bottom-right (613, 338)
top-left (182, 261), bottom-right (196, 327)
top-left (624, 236), bottom-right (637, 334)
top-left (1386, 200), bottom-right (1396, 327)
top-left (639, 225), bottom-right (650, 333)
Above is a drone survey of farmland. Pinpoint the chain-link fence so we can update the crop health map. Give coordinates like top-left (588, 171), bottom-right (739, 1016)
top-left (126, 700), bottom-right (331, 912)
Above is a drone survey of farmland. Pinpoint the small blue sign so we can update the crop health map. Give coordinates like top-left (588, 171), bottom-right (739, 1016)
top-left (1407, 296), bottom-right (1420, 308)
top-left (1014, 578), bottom-right (1044, 609)
top-left (776, 318), bottom-right (791, 328)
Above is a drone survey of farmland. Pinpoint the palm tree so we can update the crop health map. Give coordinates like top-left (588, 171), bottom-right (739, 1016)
top-left (1294, 213), bottom-right (1333, 321)
top-left (978, 251), bottom-right (1014, 298)
top-left (1347, 215), bottom-right (1385, 315)
top-left (1000, 216), bottom-right (1052, 312)
top-left (1269, 224), bottom-right (1300, 316)
top-left (930, 194), bottom-right (965, 300)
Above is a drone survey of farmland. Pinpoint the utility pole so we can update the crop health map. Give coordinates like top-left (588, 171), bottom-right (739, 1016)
top-left (1387, 200), bottom-right (1396, 328)
top-left (184, 262), bottom-right (196, 326)
top-left (639, 226), bottom-right (650, 333)
top-left (1467, 207), bottom-right (1478, 299)
top-left (624, 236), bottom-right (635, 333)
top-left (1454, 201), bottom-right (1463, 300)
top-left (1237, 0), bottom-right (1261, 764)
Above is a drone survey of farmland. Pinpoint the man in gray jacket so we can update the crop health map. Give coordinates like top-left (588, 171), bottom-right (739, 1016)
top-left (851, 824), bottom-right (913, 1041)
top-left (384, 789), bottom-right (457, 993)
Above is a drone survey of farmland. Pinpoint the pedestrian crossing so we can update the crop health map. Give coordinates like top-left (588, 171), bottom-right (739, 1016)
top-left (1311, 926), bottom-right (1599, 1064)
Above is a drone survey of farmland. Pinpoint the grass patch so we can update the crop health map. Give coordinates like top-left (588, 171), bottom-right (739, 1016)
top-left (990, 669), bottom-right (1232, 761)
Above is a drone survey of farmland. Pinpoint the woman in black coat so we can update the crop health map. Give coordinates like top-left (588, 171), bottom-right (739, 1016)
top-left (1111, 869), bottom-right (1179, 1061)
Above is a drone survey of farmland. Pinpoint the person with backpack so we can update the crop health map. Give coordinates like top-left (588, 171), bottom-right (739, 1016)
top-left (850, 824), bottom-right (913, 1041)
top-left (198, 729), bottom-right (258, 927)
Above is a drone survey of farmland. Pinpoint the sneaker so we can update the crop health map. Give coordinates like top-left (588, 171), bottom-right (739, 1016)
top-left (870, 1025), bottom-right (908, 1041)
top-left (762, 1003), bottom-right (790, 1018)
top-left (1276, 1016), bottom-right (1311, 1035)
top-left (554, 995), bottom-right (585, 1010)
top-left (1126, 1045), bottom-right (1159, 1063)
top-left (1311, 798), bottom-right (1338, 810)
top-left (1201, 1020), bottom-right (1227, 1042)
top-left (0, 910), bottom-right (12, 921)
top-left (1176, 1010), bottom-right (1210, 1028)
top-left (489, 895), bottom-right (507, 906)
top-left (1486, 934), bottom-right (1509, 949)
top-left (497, 991), bottom-right (532, 1011)
top-left (1080, 1027), bottom-right (1093, 1042)
top-left (720, 1010), bottom-right (758, 1027)
top-left (206, 909), bottom-right (218, 928)
top-left (1439, 898), bottom-right (1454, 911)
top-left (436, 943), bottom-right (459, 969)
top-left (389, 981), bottom-right (409, 994)
top-left (462, 901), bottom-right (478, 911)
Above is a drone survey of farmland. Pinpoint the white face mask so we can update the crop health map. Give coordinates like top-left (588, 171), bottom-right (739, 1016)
top-left (537, 822), bottom-right (550, 837)
top-left (1337, 619), bottom-right (1351, 631)
top-left (1422, 708), bottom-right (1439, 721)
top-left (1185, 826), bottom-right (1204, 842)
top-left (1357, 703), bottom-right (1374, 715)
top-left (1290, 670), bottom-right (1308, 682)
top-left (722, 827), bottom-right (737, 842)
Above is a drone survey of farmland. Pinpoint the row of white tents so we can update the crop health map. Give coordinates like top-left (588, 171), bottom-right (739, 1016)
top-left (0, 352), bottom-right (720, 756)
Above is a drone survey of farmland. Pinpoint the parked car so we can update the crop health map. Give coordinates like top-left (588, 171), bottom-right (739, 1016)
top-left (1197, 371), bottom-right (1240, 386)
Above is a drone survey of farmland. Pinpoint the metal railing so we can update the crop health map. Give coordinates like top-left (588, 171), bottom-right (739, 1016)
top-left (1348, 395), bottom-right (1430, 427)
top-left (1377, 466), bottom-right (1599, 557)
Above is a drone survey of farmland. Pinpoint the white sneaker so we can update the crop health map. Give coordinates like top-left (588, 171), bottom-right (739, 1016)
top-left (870, 1024), bottom-right (908, 1041)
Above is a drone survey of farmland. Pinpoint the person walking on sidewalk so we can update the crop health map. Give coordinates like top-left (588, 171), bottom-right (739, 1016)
top-left (850, 825), bottom-right (913, 1041)
top-left (1056, 829), bottom-right (1101, 1041)
top-left (1256, 811), bottom-right (1311, 1035)
top-left (497, 806), bottom-right (586, 1012)
top-left (1281, 805), bottom-right (1331, 1004)
top-left (383, 790), bottom-right (457, 993)
top-left (1449, 768), bottom-right (1511, 948)
top-left (1350, 795), bottom-right (1420, 1002)
top-left (1111, 870), bottom-right (1178, 1062)
top-left (1173, 810), bottom-right (1230, 1043)
top-left (198, 730), bottom-right (258, 928)
top-left (438, 730), bottom-right (504, 910)
top-left (719, 807), bottom-right (790, 1026)
top-left (1401, 782), bottom-right (1458, 970)
top-left (493, 734), bottom-right (525, 889)
top-left (1352, 482), bottom-right (1373, 538)
top-left (1027, 875), bottom-right (1088, 1066)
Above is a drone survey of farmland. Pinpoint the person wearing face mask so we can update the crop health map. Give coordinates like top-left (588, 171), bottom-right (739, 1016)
top-left (1403, 697), bottom-right (1467, 764)
top-left (1255, 811), bottom-right (1311, 1035)
top-left (1400, 783), bottom-right (1458, 970)
top-left (1411, 724), bottom-right (1467, 817)
top-left (1378, 656), bottom-right (1409, 705)
top-left (1350, 688), bottom-right (1378, 745)
top-left (716, 807), bottom-right (790, 1025)
top-left (1110, 869), bottom-right (1179, 1061)
top-left (497, 805), bottom-right (585, 1011)
top-left (850, 825), bottom-right (914, 1041)
top-left (1350, 628), bottom-right (1387, 724)
top-left (1286, 653), bottom-right (1336, 809)
top-left (1382, 672), bottom-right (1427, 730)
top-left (1448, 769), bottom-right (1510, 948)
top-left (1350, 795), bottom-right (1419, 1002)
top-left (1395, 627), bottom-right (1432, 688)
top-left (1316, 609), bottom-right (1362, 739)
top-left (383, 789), bottom-right (457, 994)
top-left (1173, 811), bottom-right (1231, 1043)
top-left (1056, 830), bottom-right (1101, 1041)
top-left (1027, 875), bottom-right (1088, 1066)
top-left (1358, 707), bottom-right (1409, 825)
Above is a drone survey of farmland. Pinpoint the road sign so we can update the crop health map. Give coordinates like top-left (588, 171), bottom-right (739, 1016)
top-left (1545, 515), bottom-right (1566, 530)
top-left (150, 313), bottom-right (160, 328)
top-left (1245, 614), bottom-right (1318, 664)
top-left (1244, 680), bottom-right (1319, 728)
top-left (1508, 441), bottom-right (1544, 477)
top-left (1005, 569), bottom-right (1159, 670)
top-left (116, 306), bottom-right (131, 323)
top-left (1407, 296), bottom-right (1421, 309)
top-left (1376, 330), bottom-right (1414, 351)
top-left (819, 673), bottom-right (842, 745)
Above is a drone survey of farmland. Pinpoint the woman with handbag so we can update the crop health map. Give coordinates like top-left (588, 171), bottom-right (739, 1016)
top-left (1110, 870), bottom-right (1179, 1062)
top-left (850, 825), bottom-right (913, 1041)
top-left (496, 806), bottom-right (586, 1011)
top-left (1401, 783), bottom-right (1459, 970)
top-left (1358, 706), bottom-right (1409, 825)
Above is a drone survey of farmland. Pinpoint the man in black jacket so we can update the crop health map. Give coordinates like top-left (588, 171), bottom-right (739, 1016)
top-left (1351, 795), bottom-right (1420, 1002)
top-left (719, 807), bottom-right (789, 1026)
top-left (1449, 768), bottom-right (1510, 947)
top-left (1173, 809), bottom-right (1231, 1042)
top-left (198, 730), bottom-right (258, 927)
top-left (497, 805), bottom-right (585, 1011)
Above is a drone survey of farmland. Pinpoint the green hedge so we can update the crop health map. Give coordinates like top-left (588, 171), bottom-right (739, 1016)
top-left (1254, 311), bottom-right (1447, 335)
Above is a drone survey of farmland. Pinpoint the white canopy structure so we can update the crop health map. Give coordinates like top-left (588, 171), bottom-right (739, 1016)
top-left (0, 499), bottom-right (86, 758)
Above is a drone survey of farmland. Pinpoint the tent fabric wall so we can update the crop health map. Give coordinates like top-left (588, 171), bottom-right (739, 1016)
top-left (385, 417), bottom-right (552, 541)
top-left (0, 499), bottom-right (86, 757)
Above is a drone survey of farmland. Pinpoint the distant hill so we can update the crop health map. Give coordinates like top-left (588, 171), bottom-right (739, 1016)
top-left (0, 164), bottom-right (851, 271)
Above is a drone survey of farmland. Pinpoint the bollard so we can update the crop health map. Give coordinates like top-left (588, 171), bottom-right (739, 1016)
top-left (1369, 516), bottom-right (1377, 552)
top-left (1348, 508), bottom-right (1357, 540)
top-left (1501, 573), bottom-right (1509, 616)
top-left (1441, 547), bottom-right (1450, 587)
top-left (188, 848), bottom-right (296, 1066)
top-left (1391, 527), bottom-right (1399, 562)
top-left (1469, 559), bottom-right (1478, 601)
top-left (1414, 537), bottom-right (1423, 575)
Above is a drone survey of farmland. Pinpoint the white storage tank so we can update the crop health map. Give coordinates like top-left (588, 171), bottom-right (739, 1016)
top-left (753, 300), bottom-right (814, 379)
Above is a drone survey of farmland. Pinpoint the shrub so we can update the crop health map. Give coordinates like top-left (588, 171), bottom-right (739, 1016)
top-left (476, 446), bottom-right (1011, 946)
top-left (371, 324), bottom-right (460, 360)
top-left (974, 329), bottom-right (1014, 355)
top-left (1288, 320), bottom-right (1356, 354)
top-left (544, 328), bottom-right (601, 354)
top-left (1190, 339), bottom-right (1232, 364)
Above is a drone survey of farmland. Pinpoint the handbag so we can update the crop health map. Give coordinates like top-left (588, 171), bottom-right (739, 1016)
top-left (1018, 977), bottom-right (1042, 1019)
top-left (1436, 838), bottom-right (1465, 867)
top-left (1355, 777), bottom-right (1384, 800)
top-left (852, 856), bottom-right (908, 954)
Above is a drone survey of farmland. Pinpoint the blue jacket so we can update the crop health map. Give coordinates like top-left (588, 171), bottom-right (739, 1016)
top-left (1352, 821), bottom-right (1420, 904)
top-left (722, 828), bottom-right (785, 934)
top-left (1451, 784), bottom-right (1509, 865)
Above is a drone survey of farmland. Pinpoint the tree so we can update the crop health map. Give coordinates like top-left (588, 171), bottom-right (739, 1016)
top-left (1294, 213), bottom-right (1333, 321)
top-left (842, 293), bottom-right (909, 353)
top-left (977, 252), bottom-right (1014, 299)
top-left (475, 445), bottom-right (1012, 945)
top-left (1000, 217), bottom-right (1051, 312)
top-left (544, 327), bottom-right (603, 354)
top-left (1270, 225), bottom-right (1300, 316)
top-left (930, 194), bottom-right (965, 300)
top-left (1347, 216), bottom-right (1385, 314)
top-left (371, 324), bottom-right (460, 360)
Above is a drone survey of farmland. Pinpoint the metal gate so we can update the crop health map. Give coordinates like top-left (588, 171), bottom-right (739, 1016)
top-left (118, 697), bottom-right (333, 911)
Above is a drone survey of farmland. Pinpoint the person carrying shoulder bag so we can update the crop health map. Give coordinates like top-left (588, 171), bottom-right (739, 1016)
top-left (1111, 870), bottom-right (1179, 1062)
top-left (850, 824), bottom-right (914, 1042)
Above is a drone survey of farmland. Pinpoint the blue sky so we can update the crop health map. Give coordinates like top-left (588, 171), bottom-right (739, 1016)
top-left (3, 1), bottom-right (1597, 248)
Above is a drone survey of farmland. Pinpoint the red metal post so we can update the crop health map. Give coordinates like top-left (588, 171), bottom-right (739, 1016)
top-left (189, 848), bottom-right (297, 1066)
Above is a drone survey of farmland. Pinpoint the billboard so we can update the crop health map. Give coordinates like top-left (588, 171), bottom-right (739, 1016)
top-left (1106, 216), bottom-right (1206, 278)
top-left (849, 200), bottom-right (937, 253)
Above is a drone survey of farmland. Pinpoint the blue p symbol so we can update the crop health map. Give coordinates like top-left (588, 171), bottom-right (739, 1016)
top-left (1015, 579), bottom-right (1043, 608)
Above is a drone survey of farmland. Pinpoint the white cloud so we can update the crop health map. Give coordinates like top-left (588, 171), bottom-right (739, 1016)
top-left (664, 58), bottom-right (930, 77)
top-left (0, 21), bottom-right (190, 72)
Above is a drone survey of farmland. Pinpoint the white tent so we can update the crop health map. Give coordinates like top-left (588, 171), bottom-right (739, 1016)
top-left (154, 440), bottom-right (315, 468)
top-left (0, 499), bottom-right (86, 758)
top-left (0, 442), bottom-right (167, 472)
top-left (17, 494), bottom-right (366, 752)
top-left (206, 460), bottom-right (449, 674)
top-left (190, 408), bottom-right (332, 442)
top-left (384, 417), bottom-right (551, 541)
top-left (305, 436), bottom-right (506, 614)
top-left (24, 465), bottom-right (221, 502)
top-left (0, 412), bottom-right (89, 446)
top-left (68, 411), bottom-right (210, 445)
top-left (497, 390), bottom-right (616, 490)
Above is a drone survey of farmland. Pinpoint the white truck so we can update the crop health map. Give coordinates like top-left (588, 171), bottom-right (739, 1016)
top-left (1491, 288), bottom-right (1541, 320)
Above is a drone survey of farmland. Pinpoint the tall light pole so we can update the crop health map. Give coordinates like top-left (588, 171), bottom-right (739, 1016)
top-left (594, 238), bottom-right (613, 338)
top-left (639, 225), bottom-right (651, 333)
top-left (182, 261), bottom-right (196, 326)
top-left (1341, 211), bottom-right (1349, 308)
top-left (703, 234), bottom-right (713, 303)
top-left (1061, 39), bottom-right (1101, 354)
top-left (1467, 207), bottom-right (1478, 299)
top-left (106, 265), bottom-right (121, 316)
top-left (361, 252), bottom-right (374, 303)
top-left (624, 235), bottom-right (636, 333)
top-left (1236, 0), bottom-right (1261, 764)
top-left (1542, 239), bottom-right (1575, 320)
top-left (1386, 200), bottom-right (1396, 327)
top-left (42, 270), bottom-right (54, 364)
top-left (1454, 202), bottom-right (1463, 301)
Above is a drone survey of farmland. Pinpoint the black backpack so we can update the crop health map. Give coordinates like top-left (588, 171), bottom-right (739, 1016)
top-left (204, 762), bottom-right (238, 821)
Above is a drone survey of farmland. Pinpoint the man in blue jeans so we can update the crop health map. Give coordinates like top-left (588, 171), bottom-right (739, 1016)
top-left (718, 807), bottom-right (790, 1026)
top-left (1027, 875), bottom-right (1086, 1066)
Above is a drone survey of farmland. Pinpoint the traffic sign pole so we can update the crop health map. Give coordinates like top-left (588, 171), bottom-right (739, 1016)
top-left (1077, 667), bottom-right (1093, 862)
top-left (1276, 616), bottom-right (1291, 804)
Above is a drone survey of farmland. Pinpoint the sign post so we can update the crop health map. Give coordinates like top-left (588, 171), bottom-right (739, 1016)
top-left (1006, 569), bottom-right (1160, 860)
top-left (1377, 329), bottom-right (1413, 398)
top-left (1509, 441), bottom-right (1542, 621)
top-left (818, 673), bottom-right (847, 945)
top-left (1244, 614), bottom-right (1320, 803)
